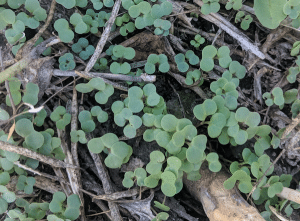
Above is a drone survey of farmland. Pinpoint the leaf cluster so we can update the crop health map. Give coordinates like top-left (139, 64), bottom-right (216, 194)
top-left (88, 133), bottom-right (133, 168)
top-left (144, 54), bottom-right (170, 74)
top-left (49, 192), bottom-right (81, 220)
top-left (50, 106), bottom-right (71, 130)
top-left (76, 78), bottom-right (114, 104)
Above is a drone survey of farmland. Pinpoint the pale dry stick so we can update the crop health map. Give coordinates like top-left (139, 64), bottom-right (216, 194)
top-left (84, 0), bottom-right (122, 73)
top-left (15, 0), bottom-right (56, 60)
top-left (191, 0), bottom-right (265, 59)
top-left (89, 152), bottom-right (123, 221)
top-left (93, 187), bottom-right (148, 201)
top-left (0, 141), bottom-right (78, 169)
top-left (69, 82), bottom-right (86, 221)
top-left (53, 69), bottom-right (156, 83)
top-left (86, 134), bottom-right (122, 221)
top-left (75, 70), bottom-right (128, 91)
top-left (0, 37), bottom-right (58, 83)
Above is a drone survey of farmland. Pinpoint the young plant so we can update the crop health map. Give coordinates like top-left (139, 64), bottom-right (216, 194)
top-left (78, 110), bottom-right (95, 133)
top-left (235, 11), bottom-right (253, 30)
top-left (0, 185), bottom-right (16, 214)
top-left (76, 78), bottom-right (114, 104)
top-left (217, 46), bottom-right (232, 68)
top-left (225, 0), bottom-right (242, 10)
top-left (190, 34), bottom-right (205, 49)
top-left (49, 192), bottom-right (81, 221)
top-left (110, 45), bottom-right (135, 74)
top-left (200, 45), bottom-right (217, 72)
top-left (70, 130), bottom-right (87, 144)
top-left (283, 0), bottom-right (300, 20)
top-left (175, 51), bottom-right (199, 72)
top-left (16, 0), bottom-right (47, 29)
top-left (201, 0), bottom-right (220, 15)
top-left (262, 87), bottom-right (284, 107)
top-left (291, 41), bottom-right (300, 56)
top-left (54, 19), bottom-right (74, 43)
top-left (16, 175), bottom-right (35, 194)
top-left (94, 58), bottom-right (108, 71)
top-left (55, 0), bottom-right (87, 9)
top-left (50, 106), bottom-right (72, 130)
top-left (151, 212), bottom-right (169, 221)
top-left (144, 54), bottom-right (170, 74)
top-left (185, 69), bottom-right (202, 86)
top-left (88, 133), bottom-right (133, 168)
top-left (70, 13), bottom-right (89, 34)
top-left (22, 82), bottom-right (39, 106)
top-left (153, 19), bottom-right (171, 36)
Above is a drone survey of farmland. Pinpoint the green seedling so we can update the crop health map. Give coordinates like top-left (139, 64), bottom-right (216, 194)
top-left (225, 0), bottom-right (242, 10)
top-left (210, 78), bottom-right (238, 110)
top-left (123, 168), bottom-right (147, 187)
top-left (154, 201), bottom-right (170, 211)
top-left (78, 110), bottom-right (95, 133)
top-left (291, 41), bottom-right (300, 56)
top-left (292, 99), bottom-right (300, 117)
top-left (292, 15), bottom-right (300, 28)
top-left (146, 151), bottom-right (165, 175)
top-left (72, 38), bottom-right (89, 53)
top-left (88, 133), bottom-right (133, 168)
top-left (151, 212), bottom-right (169, 221)
top-left (70, 13), bottom-right (89, 34)
top-left (70, 130), bottom-right (87, 144)
top-left (175, 51), bottom-right (199, 72)
top-left (91, 0), bottom-right (104, 10)
top-left (112, 98), bottom-right (142, 138)
top-left (153, 19), bottom-right (171, 36)
top-left (33, 109), bottom-right (47, 127)
top-left (14, 198), bottom-right (49, 220)
top-left (185, 69), bottom-right (202, 85)
top-left (128, 1), bottom-right (154, 29)
top-left (50, 106), bottom-right (71, 130)
top-left (206, 152), bottom-right (221, 172)
top-left (160, 171), bottom-right (177, 197)
top-left (229, 60), bottom-right (246, 79)
top-left (263, 87), bottom-right (284, 107)
top-left (49, 192), bottom-right (81, 221)
top-left (11, 36), bottom-right (26, 56)
top-left (91, 106), bottom-right (108, 123)
top-left (76, 78), bottom-right (114, 104)
top-left (54, 19), bottom-right (74, 43)
top-left (0, 9), bottom-right (16, 30)
top-left (38, 130), bottom-right (65, 160)
top-left (253, 0), bottom-right (287, 29)
top-left (201, 0), bottom-right (220, 15)
top-left (235, 11), bottom-right (253, 30)
top-left (22, 82), bottom-right (39, 106)
top-left (190, 34), bottom-right (205, 49)
top-left (144, 54), bottom-right (170, 74)
top-left (116, 13), bottom-right (130, 26)
top-left (217, 46), bottom-right (232, 68)
top-left (97, 11), bottom-right (111, 28)
top-left (94, 58), bottom-right (108, 71)
top-left (287, 62), bottom-right (300, 83)
top-left (82, 14), bottom-right (100, 34)
top-left (15, 118), bottom-right (45, 150)
top-left (15, 0), bottom-right (47, 29)
top-left (283, 0), bottom-right (300, 20)
top-left (151, 1), bottom-right (173, 19)
top-left (200, 45), bottom-right (217, 72)
top-left (4, 0), bottom-right (25, 9)
top-left (120, 22), bottom-right (136, 36)
top-left (193, 99), bottom-right (217, 121)
top-left (16, 175), bottom-right (35, 194)
top-left (223, 170), bottom-right (252, 193)
top-left (56, 0), bottom-right (87, 9)
top-left (6, 77), bottom-right (21, 107)
top-left (0, 185), bottom-right (16, 214)
top-left (110, 45), bottom-right (135, 74)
